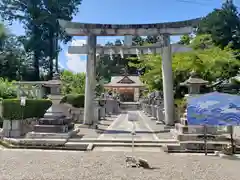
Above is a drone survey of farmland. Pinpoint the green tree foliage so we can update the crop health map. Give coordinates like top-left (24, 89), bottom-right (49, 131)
top-left (178, 35), bottom-right (193, 45)
top-left (197, 0), bottom-right (240, 50)
top-left (0, 23), bottom-right (7, 49)
top-left (60, 70), bottom-right (85, 95)
top-left (0, 78), bottom-right (17, 99)
top-left (0, 0), bottom-right (82, 80)
top-left (0, 25), bottom-right (34, 81)
top-left (129, 44), bottom-right (240, 91)
top-left (190, 34), bottom-right (214, 50)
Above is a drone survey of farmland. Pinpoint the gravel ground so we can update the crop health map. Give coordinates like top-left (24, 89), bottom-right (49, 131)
top-left (1, 149), bottom-right (240, 180)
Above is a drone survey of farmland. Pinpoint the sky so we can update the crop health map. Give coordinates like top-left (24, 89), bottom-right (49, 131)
top-left (7, 0), bottom-right (240, 73)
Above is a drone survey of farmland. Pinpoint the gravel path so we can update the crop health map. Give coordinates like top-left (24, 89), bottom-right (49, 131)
top-left (1, 149), bottom-right (240, 180)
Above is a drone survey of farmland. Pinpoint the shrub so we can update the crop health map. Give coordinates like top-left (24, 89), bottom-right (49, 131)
top-left (61, 70), bottom-right (85, 95)
top-left (2, 99), bottom-right (52, 120)
top-left (175, 98), bottom-right (187, 114)
top-left (60, 94), bottom-right (85, 108)
top-left (0, 78), bottom-right (17, 99)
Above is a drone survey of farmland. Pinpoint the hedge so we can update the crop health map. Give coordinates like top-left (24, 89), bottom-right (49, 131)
top-left (2, 99), bottom-right (52, 120)
top-left (60, 94), bottom-right (85, 108)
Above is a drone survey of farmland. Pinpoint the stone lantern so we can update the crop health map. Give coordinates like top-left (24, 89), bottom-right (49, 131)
top-left (43, 73), bottom-right (63, 115)
top-left (180, 71), bottom-right (208, 96)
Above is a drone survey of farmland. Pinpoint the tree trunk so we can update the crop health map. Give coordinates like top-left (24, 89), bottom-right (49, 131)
top-left (49, 31), bottom-right (54, 79)
top-left (55, 31), bottom-right (59, 73)
top-left (33, 50), bottom-right (40, 81)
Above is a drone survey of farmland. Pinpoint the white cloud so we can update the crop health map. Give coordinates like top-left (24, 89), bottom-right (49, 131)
top-left (58, 61), bottom-right (65, 69)
top-left (65, 39), bottom-right (87, 73)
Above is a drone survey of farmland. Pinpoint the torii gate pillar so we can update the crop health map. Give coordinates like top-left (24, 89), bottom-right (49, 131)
top-left (161, 34), bottom-right (174, 126)
top-left (84, 35), bottom-right (97, 125)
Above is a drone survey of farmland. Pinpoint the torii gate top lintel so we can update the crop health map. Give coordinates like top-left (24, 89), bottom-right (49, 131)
top-left (58, 18), bottom-right (201, 36)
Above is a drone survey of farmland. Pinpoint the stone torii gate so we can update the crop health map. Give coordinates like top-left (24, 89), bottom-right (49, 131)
top-left (59, 18), bottom-right (200, 126)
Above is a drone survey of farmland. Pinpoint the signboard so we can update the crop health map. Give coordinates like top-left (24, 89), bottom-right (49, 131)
top-left (20, 96), bottom-right (26, 106)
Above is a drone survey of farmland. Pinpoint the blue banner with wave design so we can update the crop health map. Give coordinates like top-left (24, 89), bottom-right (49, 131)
top-left (187, 92), bottom-right (240, 126)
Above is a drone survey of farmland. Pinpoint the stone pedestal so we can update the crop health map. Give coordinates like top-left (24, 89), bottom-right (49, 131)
top-left (99, 107), bottom-right (106, 119)
top-left (2, 120), bottom-right (21, 138)
top-left (68, 106), bottom-right (84, 124)
top-left (93, 100), bottom-right (100, 125)
top-left (142, 103), bottom-right (147, 112)
top-left (105, 99), bottom-right (119, 115)
top-left (156, 107), bottom-right (164, 122)
top-left (151, 105), bottom-right (157, 119)
top-left (146, 104), bottom-right (152, 116)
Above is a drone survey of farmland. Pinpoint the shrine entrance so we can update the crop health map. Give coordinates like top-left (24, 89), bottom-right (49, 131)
top-left (119, 89), bottom-right (134, 102)
top-left (59, 18), bottom-right (200, 125)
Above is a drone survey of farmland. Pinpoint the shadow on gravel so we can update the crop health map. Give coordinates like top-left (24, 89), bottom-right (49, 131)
top-left (96, 129), bottom-right (169, 134)
top-left (98, 123), bottom-right (110, 127)
top-left (143, 167), bottom-right (161, 170)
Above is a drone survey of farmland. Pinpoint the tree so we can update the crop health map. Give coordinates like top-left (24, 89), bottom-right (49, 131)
top-left (178, 35), bottom-right (193, 45)
top-left (190, 34), bottom-right (214, 50)
top-left (197, 0), bottom-right (240, 49)
top-left (0, 23), bottom-right (8, 49)
top-left (0, 0), bottom-right (82, 80)
top-left (0, 35), bottom-right (34, 80)
top-left (129, 45), bottom-right (240, 91)
top-left (145, 35), bottom-right (158, 44)
top-left (132, 36), bottom-right (144, 46)
top-left (60, 70), bottom-right (85, 95)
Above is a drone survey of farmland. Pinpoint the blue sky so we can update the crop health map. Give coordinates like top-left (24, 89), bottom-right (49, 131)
top-left (8, 0), bottom-right (240, 73)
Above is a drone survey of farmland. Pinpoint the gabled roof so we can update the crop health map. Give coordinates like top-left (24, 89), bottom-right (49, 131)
top-left (104, 76), bottom-right (144, 87)
top-left (117, 76), bottom-right (135, 84)
top-left (180, 77), bottom-right (209, 85)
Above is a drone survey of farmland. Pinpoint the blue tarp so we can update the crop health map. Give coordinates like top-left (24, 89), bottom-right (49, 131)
top-left (187, 92), bottom-right (240, 126)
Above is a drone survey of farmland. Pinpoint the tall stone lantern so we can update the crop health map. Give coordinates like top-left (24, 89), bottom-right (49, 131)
top-left (180, 71), bottom-right (208, 96)
top-left (43, 73), bottom-right (63, 115)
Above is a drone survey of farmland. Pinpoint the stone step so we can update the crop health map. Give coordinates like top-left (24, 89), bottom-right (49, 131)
top-left (33, 124), bottom-right (73, 133)
top-left (162, 144), bottom-right (216, 153)
top-left (2, 138), bottom-right (88, 151)
top-left (25, 128), bottom-right (79, 139)
top-left (171, 129), bottom-right (230, 141)
top-left (64, 142), bottom-right (90, 150)
top-left (93, 142), bottom-right (175, 147)
top-left (175, 123), bottom-right (230, 135)
top-left (3, 138), bottom-right (67, 146)
top-left (68, 138), bottom-right (178, 144)
top-left (162, 143), bottom-right (240, 154)
top-left (44, 113), bottom-right (66, 119)
top-left (65, 142), bottom-right (177, 151)
top-left (38, 117), bottom-right (72, 125)
top-left (179, 140), bottom-right (232, 151)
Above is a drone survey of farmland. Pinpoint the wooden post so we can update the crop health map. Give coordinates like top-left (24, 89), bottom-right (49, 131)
top-left (204, 125), bottom-right (207, 156)
top-left (230, 125), bottom-right (234, 154)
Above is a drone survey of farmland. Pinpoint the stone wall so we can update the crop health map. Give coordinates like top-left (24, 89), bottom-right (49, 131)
top-left (2, 118), bottom-right (37, 138)
top-left (69, 106), bottom-right (84, 124)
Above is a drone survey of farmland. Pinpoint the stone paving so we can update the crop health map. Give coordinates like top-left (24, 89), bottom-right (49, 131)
top-left (97, 111), bottom-right (173, 141)
top-left (73, 115), bottom-right (119, 140)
